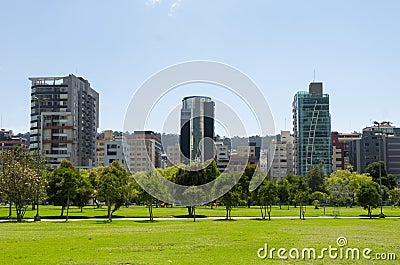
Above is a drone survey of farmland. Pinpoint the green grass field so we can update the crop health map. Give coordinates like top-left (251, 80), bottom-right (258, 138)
top-left (1, 205), bottom-right (400, 220)
top-left (1, 205), bottom-right (399, 264)
top-left (0, 218), bottom-right (399, 264)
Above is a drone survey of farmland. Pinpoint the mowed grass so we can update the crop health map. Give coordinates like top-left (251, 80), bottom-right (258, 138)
top-left (1, 205), bottom-right (400, 220)
top-left (0, 218), bottom-right (399, 264)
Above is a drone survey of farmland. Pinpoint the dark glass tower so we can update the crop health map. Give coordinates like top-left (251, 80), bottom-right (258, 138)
top-left (293, 82), bottom-right (332, 176)
top-left (180, 96), bottom-right (215, 164)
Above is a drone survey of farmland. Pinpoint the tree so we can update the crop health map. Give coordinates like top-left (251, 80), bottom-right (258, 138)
top-left (174, 160), bottom-right (219, 216)
top-left (310, 191), bottom-right (328, 212)
top-left (74, 169), bottom-right (94, 212)
top-left (306, 163), bottom-right (325, 192)
top-left (213, 173), bottom-right (240, 220)
top-left (286, 175), bottom-right (309, 219)
top-left (134, 170), bottom-right (169, 222)
top-left (182, 186), bottom-right (205, 222)
top-left (0, 148), bottom-right (45, 222)
top-left (388, 189), bottom-right (400, 207)
top-left (325, 169), bottom-right (372, 208)
top-left (276, 179), bottom-right (290, 209)
top-left (157, 166), bottom-right (179, 181)
top-left (48, 160), bottom-right (80, 221)
top-left (88, 167), bottom-right (101, 208)
top-left (97, 161), bottom-right (129, 222)
top-left (356, 181), bottom-right (381, 218)
top-left (366, 161), bottom-right (397, 190)
top-left (253, 180), bottom-right (278, 220)
top-left (347, 172), bottom-right (373, 206)
top-left (238, 164), bottom-right (257, 207)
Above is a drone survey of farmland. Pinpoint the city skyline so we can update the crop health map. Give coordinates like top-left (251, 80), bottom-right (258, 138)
top-left (1, 1), bottom-right (399, 134)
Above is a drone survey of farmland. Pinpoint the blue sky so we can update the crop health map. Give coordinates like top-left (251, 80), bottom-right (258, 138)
top-left (1, 0), bottom-right (399, 135)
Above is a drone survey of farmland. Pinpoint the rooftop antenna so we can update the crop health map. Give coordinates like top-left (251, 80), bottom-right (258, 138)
top-left (313, 69), bottom-right (316, 82)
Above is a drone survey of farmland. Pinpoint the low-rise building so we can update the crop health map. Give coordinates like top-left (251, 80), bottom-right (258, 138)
top-left (97, 130), bottom-right (128, 168)
top-left (270, 131), bottom-right (294, 181)
top-left (0, 129), bottom-right (29, 151)
top-left (331, 132), bottom-right (361, 171)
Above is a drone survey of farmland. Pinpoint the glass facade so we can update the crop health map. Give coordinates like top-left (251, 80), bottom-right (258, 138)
top-left (180, 96), bottom-right (215, 164)
top-left (293, 83), bottom-right (332, 176)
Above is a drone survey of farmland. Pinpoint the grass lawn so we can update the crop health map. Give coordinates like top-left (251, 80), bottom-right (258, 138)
top-left (1, 205), bottom-right (400, 220)
top-left (0, 218), bottom-right (399, 264)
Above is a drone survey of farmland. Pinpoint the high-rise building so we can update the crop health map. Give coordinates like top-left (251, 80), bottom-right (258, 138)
top-left (180, 96), bottom-right (215, 164)
top-left (126, 131), bottom-right (162, 173)
top-left (29, 74), bottom-right (99, 167)
top-left (349, 123), bottom-right (400, 182)
top-left (293, 82), bottom-right (332, 176)
top-left (270, 131), bottom-right (294, 181)
top-left (331, 132), bottom-right (361, 171)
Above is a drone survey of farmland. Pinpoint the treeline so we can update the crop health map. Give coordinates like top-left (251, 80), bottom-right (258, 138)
top-left (1, 148), bottom-right (399, 222)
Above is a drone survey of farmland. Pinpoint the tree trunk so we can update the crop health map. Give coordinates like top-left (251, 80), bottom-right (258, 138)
top-left (226, 207), bottom-right (229, 220)
top-left (279, 203), bottom-right (282, 210)
top-left (323, 205), bottom-right (326, 215)
top-left (66, 192), bottom-right (70, 222)
top-left (193, 207), bottom-right (196, 222)
top-left (187, 206), bottom-right (193, 217)
top-left (260, 206), bottom-right (264, 219)
top-left (108, 201), bottom-right (112, 222)
top-left (268, 205), bottom-right (271, 220)
top-left (368, 205), bottom-right (371, 219)
top-left (16, 204), bottom-right (22, 222)
top-left (148, 204), bottom-right (153, 222)
top-left (8, 202), bottom-right (12, 218)
top-left (61, 205), bottom-right (65, 217)
top-left (299, 204), bottom-right (302, 219)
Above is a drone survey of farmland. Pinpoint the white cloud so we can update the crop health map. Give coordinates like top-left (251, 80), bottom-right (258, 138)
top-left (168, 0), bottom-right (182, 16)
top-left (146, 0), bottom-right (162, 6)
top-left (146, 0), bottom-right (183, 16)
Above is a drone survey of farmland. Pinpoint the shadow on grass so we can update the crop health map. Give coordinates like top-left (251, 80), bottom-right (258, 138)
top-left (250, 218), bottom-right (275, 221)
top-left (173, 215), bottom-right (207, 219)
top-left (213, 218), bottom-right (237, 222)
top-left (134, 220), bottom-right (160, 224)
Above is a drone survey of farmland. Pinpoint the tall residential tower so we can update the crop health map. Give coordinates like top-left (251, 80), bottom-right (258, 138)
top-left (29, 74), bottom-right (99, 167)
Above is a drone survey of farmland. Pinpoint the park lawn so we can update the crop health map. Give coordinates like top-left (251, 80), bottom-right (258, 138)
top-left (0, 218), bottom-right (399, 264)
top-left (1, 205), bottom-right (400, 220)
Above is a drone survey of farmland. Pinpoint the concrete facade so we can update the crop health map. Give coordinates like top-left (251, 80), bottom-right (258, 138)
top-left (29, 75), bottom-right (99, 167)
top-left (270, 131), bottom-right (294, 181)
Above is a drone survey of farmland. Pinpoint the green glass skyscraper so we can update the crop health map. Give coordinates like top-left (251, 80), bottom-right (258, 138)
top-left (293, 82), bottom-right (332, 176)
